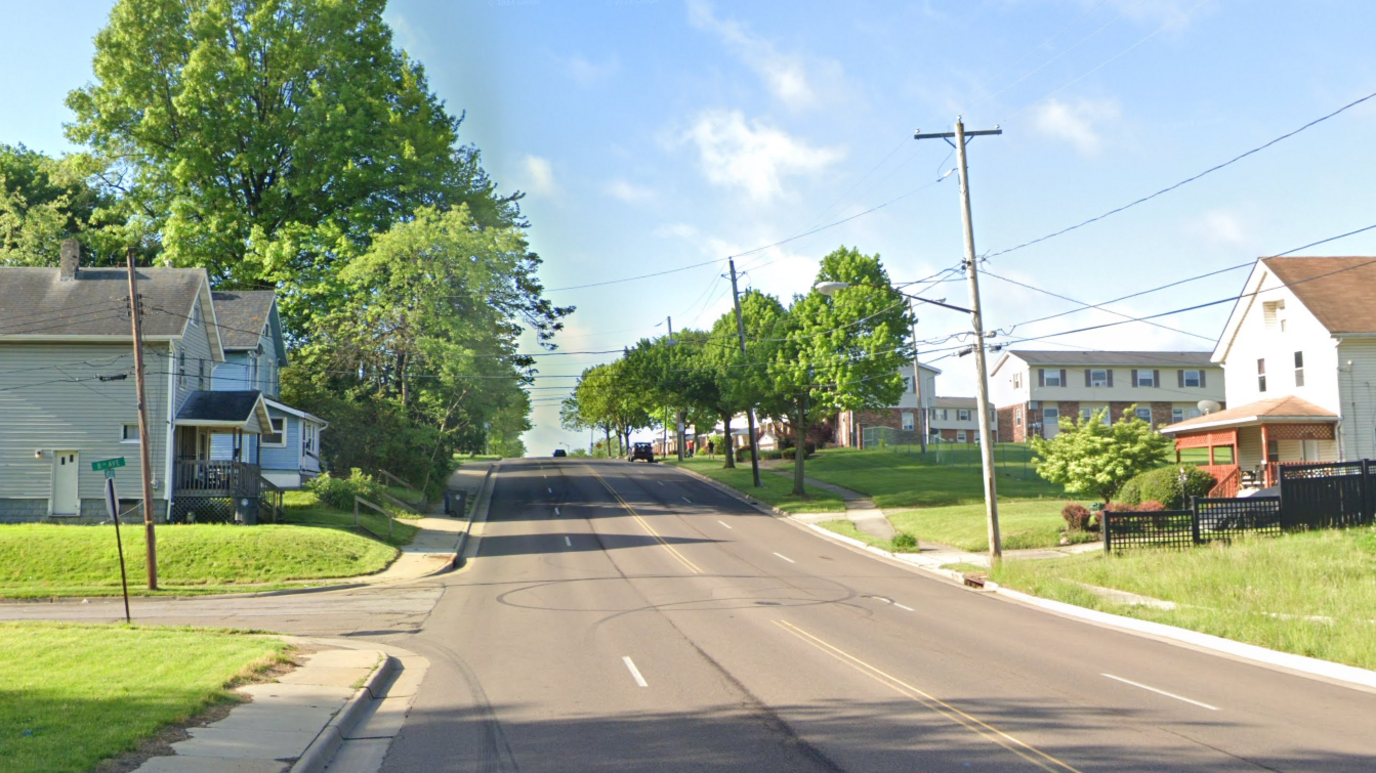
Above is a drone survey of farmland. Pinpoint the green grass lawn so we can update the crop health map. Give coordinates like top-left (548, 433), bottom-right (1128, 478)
top-left (887, 500), bottom-right (1098, 552)
top-left (0, 517), bottom-right (399, 598)
top-left (280, 490), bottom-right (419, 546)
top-left (668, 458), bottom-right (847, 513)
top-left (800, 446), bottom-right (1065, 509)
top-left (0, 622), bottom-right (289, 773)
top-left (991, 527), bottom-right (1376, 670)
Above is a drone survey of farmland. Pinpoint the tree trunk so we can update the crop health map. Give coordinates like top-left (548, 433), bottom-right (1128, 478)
top-left (722, 413), bottom-right (735, 468)
top-left (603, 425), bottom-right (611, 458)
top-left (792, 414), bottom-right (808, 496)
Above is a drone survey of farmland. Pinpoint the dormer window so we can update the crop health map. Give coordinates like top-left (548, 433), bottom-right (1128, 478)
top-left (1263, 299), bottom-right (1286, 332)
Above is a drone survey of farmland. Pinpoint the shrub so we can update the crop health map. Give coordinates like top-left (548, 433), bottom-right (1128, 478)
top-left (735, 447), bottom-right (783, 462)
top-left (890, 531), bottom-right (918, 551)
top-left (1117, 465), bottom-right (1216, 509)
top-left (781, 443), bottom-right (816, 460)
top-left (306, 468), bottom-right (386, 511)
top-left (1061, 503), bottom-right (1093, 532)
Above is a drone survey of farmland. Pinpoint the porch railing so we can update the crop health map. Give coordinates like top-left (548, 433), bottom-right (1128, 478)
top-left (1204, 465), bottom-right (1241, 498)
top-left (175, 460), bottom-right (262, 498)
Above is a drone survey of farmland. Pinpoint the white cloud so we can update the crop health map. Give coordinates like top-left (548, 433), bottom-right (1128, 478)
top-left (561, 53), bottom-right (619, 88)
top-left (687, 1), bottom-right (840, 111)
top-left (679, 109), bottom-right (845, 202)
top-left (1031, 97), bottom-right (1120, 155)
top-left (521, 155), bottom-right (557, 196)
top-left (605, 179), bottom-right (655, 203)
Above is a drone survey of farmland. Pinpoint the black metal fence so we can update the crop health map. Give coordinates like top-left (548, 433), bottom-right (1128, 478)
top-left (1105, 459), bottom-right (1374, 553)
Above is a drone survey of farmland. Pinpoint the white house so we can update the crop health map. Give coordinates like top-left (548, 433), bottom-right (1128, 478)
top-left (1161, 256), bottom-right (1376, 491)
top-left (991, 350), bottom-right (1225, 441)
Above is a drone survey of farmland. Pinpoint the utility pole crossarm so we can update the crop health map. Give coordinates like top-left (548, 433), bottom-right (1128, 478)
top-left (914, 128), bottom-right (1003, 139)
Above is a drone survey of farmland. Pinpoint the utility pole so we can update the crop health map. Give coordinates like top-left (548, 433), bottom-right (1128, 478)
top-left (126, 251), bottom-right (159, 589)
top-left (666, 316), bottom-right (685, 462)
top-left (915, 117), bottom-right (1003, 562)
top-left (909, 299), bottom-right (927, 455)
top-left (729, 259), bottom-right (762, 488)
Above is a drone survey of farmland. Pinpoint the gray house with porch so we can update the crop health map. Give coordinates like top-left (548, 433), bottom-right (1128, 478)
top-left (0, 242), bottom-right (272, 522)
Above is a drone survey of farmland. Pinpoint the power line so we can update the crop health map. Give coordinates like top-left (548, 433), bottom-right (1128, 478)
top-left (988, 86), bottom-right (1376, 259)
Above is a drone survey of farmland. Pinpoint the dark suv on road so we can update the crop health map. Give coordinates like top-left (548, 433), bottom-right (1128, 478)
top-left (629, 442), bottom-right (655, 463)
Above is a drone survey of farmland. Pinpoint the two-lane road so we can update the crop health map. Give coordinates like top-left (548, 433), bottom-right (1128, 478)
top-left (380, 459), bottom-right (1376, 772)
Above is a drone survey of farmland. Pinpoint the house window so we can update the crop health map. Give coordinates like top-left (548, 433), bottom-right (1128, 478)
top-left (198, 359), bottom-right (207, 390)
top-left (957, 430), bottom-right (967, 443)
top-left (1136, 370), bottom-right (1156, 387)
top-left (263, 417), bottom-right (287, 447)
top-left (1257, 358), bottom-right (1267, 393)
top-left (901, 412), bottom-right (915, 431)
top-left (1043, 369), bottom-right (1062, 387)
top-left (1135, 407), bottom-right (1152, 422)
top-left (1294, 351), bottom-right (1304, 387)
top-left (1015, 412), bottom-right (1022, 426)
top-left (1043, 407), bottom-right (1059, 427)
top-left (302, 423), bottom-right (316, 455)
top-left (178, 349), bottom-right (186, 389)
top-left (957, 409), bottom-right (971, 422)
top-left (1013, 374), bottom-right (1022, 389)
top-left (1267, 440), bottom-right (1279, 462)
top-left (1089, 369), bottom-right (1109, 387)
top-left (1182, 369), bottom-right (1202, 388)
top-left (1263, 299), bottom-right (1285, 331)
top-left (190, 302), bottom-right (201, 327)
top-left (122, 424), bottom-right (140, 442)
top-left (1172, 406), bottom-right (1203, 424)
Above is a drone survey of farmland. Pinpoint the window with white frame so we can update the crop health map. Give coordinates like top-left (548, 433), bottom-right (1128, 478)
top-left (1182, 369), bottom-right (1202, 388)
top-left (1043, 369), bottom-right (1062, 387)
top-left (1013, 373), bottom-right (1021, 389)
top-left (1257, 358), bottom-right (1267, 393)
top-left (1090, 369), bottom-right (1109, 387)
top-left (1134, 407), bottom-right (1152, 422)
top-left (1043, 406), bottom-right (1059, 427)
top-left (1263, 299), bottom-right (1286, 331)
top-left (901, 412), bottom-right (915, 431)
top-left (263, 417), bottom-right (287, 447)
top-left (1172, 406), bottom-right (1203, 424)
top-left (1136, 370), bottom-right (1156, 387)
top-left (177, 349), bottom-right (186, 389)
top-left (122, 424), bottom-right (140, 442)
top-left (957, 430), bottom-right (967, 443)
top-left (1294, 351), bottom-right (1304, 387)
top-left (302, 423), bottom-right (317, 455)
top-left (1015, 411), bottom-right (1022, 426)
top-left (957, 409), bottom-right (971, 422)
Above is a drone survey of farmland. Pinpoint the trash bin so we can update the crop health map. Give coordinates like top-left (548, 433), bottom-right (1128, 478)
top-left (445, 489), bottom-right (466, 518)
top-left (235, 497), bottom-right (259, 525)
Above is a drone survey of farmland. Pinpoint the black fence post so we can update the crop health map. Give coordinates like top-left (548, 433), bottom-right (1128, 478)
top-left (1363, 459), bottom-right (1373, 524)
top-left (1103, 512), bottom-right (1112, 555)
top-left (1190, 496), bottom-right (1202, 545)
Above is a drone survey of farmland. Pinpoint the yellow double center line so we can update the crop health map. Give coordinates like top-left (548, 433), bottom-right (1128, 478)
top-left (586, 466), bottom-right (702, 574)
top-left (774, 620), bottom-right (1085, 773)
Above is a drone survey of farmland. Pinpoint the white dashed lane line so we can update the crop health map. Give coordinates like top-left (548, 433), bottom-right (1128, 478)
top-left (895, 603), bottom-right (914, 612)
top-left (1102, 674), bottom-right (1219, 711)
top-left (565, 536), bottom-right (572, 547)
top-left (682, 497), bottom-right (692, 504)
top-left (623, 656), bottom-right (649, 687)
top-left (717, 520), bottom-right (733, 529)
top-left (773, 552), bottom-right (795, 564)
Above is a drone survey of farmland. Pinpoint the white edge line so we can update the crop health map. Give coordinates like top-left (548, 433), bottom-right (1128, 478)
top-left (548, 487), bottom-right (553, 494)
top-left (554, 506), bottom-right (560, 516)
top-left (565, 536), bottom-right (572, 547)
top-left (717, 520), bottom-right (733, 529)
top-left (773, 552), bottom-right (795, 563)
top-left (1102, 673), bottom-right (1219, 711)
top-left (895, 603), bottom-right (914, 612)
top-left (683, 497), bottom-right (692, 504)
top-left (623, 656), bottom-right (648, 687)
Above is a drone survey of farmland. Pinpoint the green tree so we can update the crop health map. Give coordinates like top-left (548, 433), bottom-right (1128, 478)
top-left (0, 145), bottom-right (140, 266)
top-left (67, 0), bottom-right (525, 327)
top-left (764, 247), bottom-right (912, 495)
top-left (1031, 406), bottom-right (1173, 505)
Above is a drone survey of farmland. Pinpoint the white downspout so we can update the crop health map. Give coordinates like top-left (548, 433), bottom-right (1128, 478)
top-left (165, 342), bottom-right (177, 521)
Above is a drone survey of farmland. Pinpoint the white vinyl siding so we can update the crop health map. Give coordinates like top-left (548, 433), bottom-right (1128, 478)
top-left (173, 296), bottom-right (215, 411)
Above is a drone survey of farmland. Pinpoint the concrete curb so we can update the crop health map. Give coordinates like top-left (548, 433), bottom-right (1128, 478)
top-left (452, 462), bottom-right (498, 569)
top-left (791, 512), bottom-right (1376, 695)
top-left (667, 463), bottom-right (794, 519)
top-left (289, 653), bottom-right (397, 773)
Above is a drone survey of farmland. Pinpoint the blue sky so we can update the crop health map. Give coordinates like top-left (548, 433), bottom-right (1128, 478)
top-left (5, 1), bottom-right (1376, 454)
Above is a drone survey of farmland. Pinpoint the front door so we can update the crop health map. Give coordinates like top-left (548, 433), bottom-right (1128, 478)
top-left (51, 450), bottom-right (79, 515)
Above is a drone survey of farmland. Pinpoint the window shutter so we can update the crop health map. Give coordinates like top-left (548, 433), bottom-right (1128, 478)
top-left (1154, 369), bottom-right (1160, 387)
top-left (1038, 368), bottom-right (1045, 387)
top-left (1178, 370), bottom-right (1184, 388)
top-left (1084, 369), bottom-right (1091, 387)
top-left (1131, 369), bottom-right (1138, 387)
top-left (1200, 370), bottom-right (1207, 388)
top-left (1107, 370), bottom-right (1114, 387)
top-left (1060, 368), bottom-right (1067, 387)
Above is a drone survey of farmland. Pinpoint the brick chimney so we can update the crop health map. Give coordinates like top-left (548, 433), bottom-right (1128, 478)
top-left (59, 239), bottom-right (81, 280)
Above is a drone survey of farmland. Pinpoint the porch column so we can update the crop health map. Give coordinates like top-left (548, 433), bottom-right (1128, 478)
top-left (1208, 444), bottom-right (1215, 466)
top-left (1260, 424), bottom-right (1271, 486)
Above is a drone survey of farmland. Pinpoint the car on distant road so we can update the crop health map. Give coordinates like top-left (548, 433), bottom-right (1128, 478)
top-left (553, 449), bottom-right (567, 457)
top-left (629, 442), bottom-right (655, 463)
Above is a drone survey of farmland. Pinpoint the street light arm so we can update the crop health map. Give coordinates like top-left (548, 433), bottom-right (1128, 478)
top-left (812, 280), bottom-right (972, 314)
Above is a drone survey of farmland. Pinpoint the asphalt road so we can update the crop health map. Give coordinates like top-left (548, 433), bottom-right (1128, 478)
top-left (7, 458), bottom-right (1376, 771)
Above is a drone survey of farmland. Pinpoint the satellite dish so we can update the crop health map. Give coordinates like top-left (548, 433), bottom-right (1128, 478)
top-left (1198, 399), bottom-right (1222, 415)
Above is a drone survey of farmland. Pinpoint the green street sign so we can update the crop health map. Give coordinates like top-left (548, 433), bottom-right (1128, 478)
top-left (92, 457), bottom-right (126, 472)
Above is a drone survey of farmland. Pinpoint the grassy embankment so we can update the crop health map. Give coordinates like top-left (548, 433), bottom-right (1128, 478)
top-left (991, 527), bottom-right (1376, 669)
top-left (667, 457), bottom-right (846, 513)
top-left (0, 491), bottom-right (406, 598)
top-left (0, 622), bottom-right (290, 773)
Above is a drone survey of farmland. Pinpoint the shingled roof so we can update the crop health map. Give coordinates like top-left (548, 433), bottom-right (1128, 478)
top-left (1261, 257), bottom-right (1376, 334)
top-left (211, 291), bottom-right (276, 349)
top-left (0, 265), bottom-right (216, 339)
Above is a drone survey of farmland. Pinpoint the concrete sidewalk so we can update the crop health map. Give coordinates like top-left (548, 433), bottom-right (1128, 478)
top-left (761, 461), bottom-right (896, 540)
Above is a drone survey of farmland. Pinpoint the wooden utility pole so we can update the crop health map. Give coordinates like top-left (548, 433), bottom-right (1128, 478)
top-left (126, 251), bottom-right (159, 589)
top-left (915, 117), bottom-right (1003, 562)
top-left (729, 259), bottom-right (762, 488)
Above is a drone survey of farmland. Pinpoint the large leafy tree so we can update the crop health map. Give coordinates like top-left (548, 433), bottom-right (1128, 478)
top-left (700, 293), bottom-right (781, 469)
top-left (67, 0), bottom-right (523, 328)
top-left (0, 145), bottom-right (141, 266)
top-left (1031, 406), bottom-right (1173, 504)
top-left (763, 247), bottom-right (912, 495)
